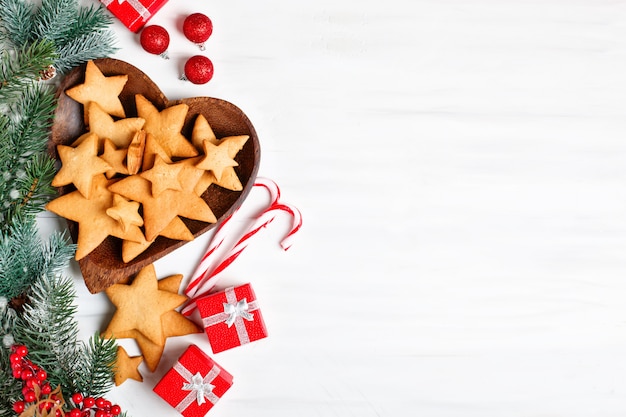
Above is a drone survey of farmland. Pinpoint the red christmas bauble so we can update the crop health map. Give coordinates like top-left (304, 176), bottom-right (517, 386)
top-left (183, 13), bottom-right (213, 50)
top-left (182, 55), bottom-right (214, 84)
top-left (139, 25), bottom-right (170, 58)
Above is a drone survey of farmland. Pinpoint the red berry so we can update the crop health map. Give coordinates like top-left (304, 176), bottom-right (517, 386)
top-left (10, 353), bottom-right (22, 364)
top-left (111, 405), bottom-right (122, 416)
top-left (40, 383), bottom-right (52, 395)
top-left (94, 410), bottom-right (107, 417)
top-left (14, 345), bottom-right (28, 357)
top-left (69, 408), bottom-right (82, 417)
top-left (23, 389), bottom-right (36, 403)
top-left (13, 401), bottom-right (25, 413)
top-left (182, 55), bottom-right (214, 84)
top-left (139, 25), bottom-right (170, 59)
top-left (26, 377), bottom-right (39, 388)
top-left (38, 401), bottom-right (52, 412)
top-left (20, 369), bottom-right (34, 380)
top-left (183, 13), bottom-right (213, 50)
top-left (71, 392), bottom-right (84, 405)
top-left (36, 369), bottom-right (47, 381)
top-left (12, 367), bottom-right (22, 378)
top-left (83, 397), bottom-right (95, 408)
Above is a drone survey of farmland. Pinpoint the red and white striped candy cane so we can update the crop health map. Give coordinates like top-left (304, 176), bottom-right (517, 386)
top-left (182, 177), bottom-right (302, 316)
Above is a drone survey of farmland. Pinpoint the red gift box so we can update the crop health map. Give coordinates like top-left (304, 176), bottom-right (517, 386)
top-left (153, 344), bottom-right (233, 416)
top-left (99, 0), bottom-right (167, 32)
top-left (196, 283), bottom-right (268, 353)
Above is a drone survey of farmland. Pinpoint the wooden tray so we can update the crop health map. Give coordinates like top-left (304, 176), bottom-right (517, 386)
top-left (49, 58), bottom-right (260, 293)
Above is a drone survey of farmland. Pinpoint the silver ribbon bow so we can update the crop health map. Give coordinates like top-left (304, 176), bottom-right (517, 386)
top-left (223, 298), bottom-right (254, 327)
top-left (182, 372), bottom-right (215, 405)
top-left (173, 362), bottom-right (220, 411)
top-left (202, 287), bottom-right (260, 345)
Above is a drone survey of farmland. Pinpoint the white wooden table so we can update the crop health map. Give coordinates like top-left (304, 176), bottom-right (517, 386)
top-left (38, 0), bottom-right (626, 415)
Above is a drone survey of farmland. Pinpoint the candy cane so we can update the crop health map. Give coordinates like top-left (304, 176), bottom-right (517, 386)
top-left (182, 178), bottom-right (302, 316)
top-left (184, 178), bottom-right (281, 296)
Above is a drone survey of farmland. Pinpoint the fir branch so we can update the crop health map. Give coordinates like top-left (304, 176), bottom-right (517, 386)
top-left (7, 153), bottom-right (57, 222)
top-left (0, 82), bottom-right (56, 229)
top-left (13, 274), bottom-right (118, 401)
top-left (0, 297), bottom-right (19, 417)
top-left (12, 273), bottom-right (82, 392)
top-left (55, 4), bottom-right (115, 47)
top-left (0, 40), bottom-right (56, 101)
top-left (0, 0), bottom-right (36, 49)
top-left (74, 334), bottom-right (117, 397)
top-left (0, 0), bottom-right (116, 79)
top-left (0, 218), bottom-right (43, 299)
top-left (33, 0), bottom-right (79, 44)
top-left (53, 30), bottom-right (118, 74)
top-left (0, 218), bottom-right (74, 300)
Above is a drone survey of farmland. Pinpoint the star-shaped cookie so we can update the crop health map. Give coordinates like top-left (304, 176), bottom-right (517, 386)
top-left (190, 114), bottom-right (217, 150)
top-left (190, 115), bottom-right (249, 191)
top-left (46, 174), bottom-right (145, 260)
top-left (88, 101), bottom-right (145, 149)
top-left (106, 194), bottom-right (143, 232)
top-left (195, 139), bottom-right (239, 182)
top-left (141, 132), bottom-right (172, 172)
top-left (114, 346), bottom-right (143, 385)
top-left (100, 138), bottom-right (129, 178)
top-left (51, 132), bottom-right (111, 199)
top-left (65, 60), bottom-right (127, 124)
top-left (104, 264), bottom-right (187, 346)
top-left (121, 216), bottom-right (194, 263)
top-left (105, 274), bottom-right (201, 372)
top-left (135, 94), bottom-right (198, 158)
top-left (108, 174), bottom-right (216, 241)
top-left (140, 155), bottom-right (184, 197)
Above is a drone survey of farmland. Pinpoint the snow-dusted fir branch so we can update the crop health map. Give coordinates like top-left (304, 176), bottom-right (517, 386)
top-left (0, 218), bottom-right (75, 302)
top-left (0, 297), bottom-right (20, 417)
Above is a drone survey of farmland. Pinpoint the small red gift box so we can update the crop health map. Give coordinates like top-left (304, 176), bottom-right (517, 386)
top-left (99, 0), bottom-right (167, 32)
top-left (196, 283), bottom-right (268, 353)
top-left (153, 344), bottom-right (233, 417)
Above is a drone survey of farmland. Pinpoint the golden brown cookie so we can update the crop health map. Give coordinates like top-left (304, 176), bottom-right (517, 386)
top-left (126, 130), bottom-right (146, 175)
top-left (140, 155), bottom-right (184, 197)
top-left (106, 273), bottom-right (201, 372)
top-left (65, 60), bottom-right (127, 124)
top-left (108, 174), bottom-right (216, 241)
top-left (114, 346), bottom-right (143, 385)
top-left (141, 132), bottom-right (172, 172)
top-left (100, 138), bottom-right (129, 179)
top-left (106, 194), bottom-right (143, 233)
top-left (121, 216), bottom-right (194, 263)
top-left (46, 175), bottom-right (144, 260)
top-left (87, 101), bottom-right (145, 149)
top-left (104, 264), bottom-right (187, 345)
top-left (135, 94), bottom-right (198, 158)
top-left (195, 139), bottom-right (238, 182)
top-left (51, 132), bottom-right (111, 199)
top-left (190, 113), bottom-right (217, 150)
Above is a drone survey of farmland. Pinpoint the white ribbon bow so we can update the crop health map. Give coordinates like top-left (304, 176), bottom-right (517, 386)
top-left (173, 363), bottom-right (221, 411)
top-left (201, 287), bottom-right (260, 345)
top-left (182, 372), bottom-right (215, 405)
top-left (223, 298), bottom-right (254, 327)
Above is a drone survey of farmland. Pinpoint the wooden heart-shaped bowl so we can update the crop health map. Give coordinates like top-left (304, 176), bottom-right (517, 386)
top-left (49, 58), bottom-right (260, 293)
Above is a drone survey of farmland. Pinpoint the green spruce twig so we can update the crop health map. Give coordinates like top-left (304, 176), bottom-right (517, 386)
top-left (0, 40), bottom-right (56, 101)
top-left (0, 82), bottom-right (57, 229)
